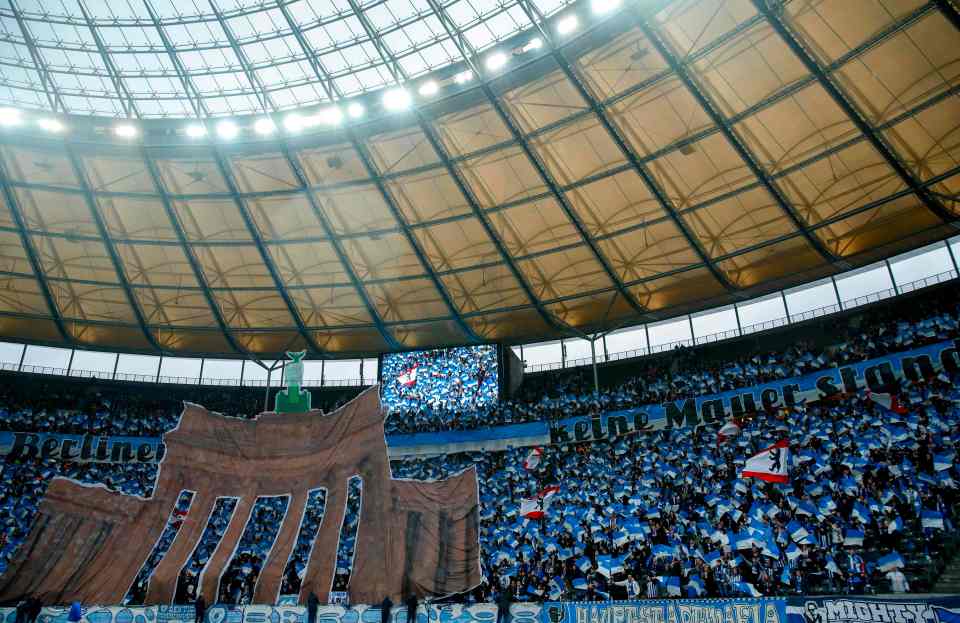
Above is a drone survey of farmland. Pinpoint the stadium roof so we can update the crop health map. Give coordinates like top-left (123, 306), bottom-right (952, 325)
top-left (0, 0), bottom-right (957, 358)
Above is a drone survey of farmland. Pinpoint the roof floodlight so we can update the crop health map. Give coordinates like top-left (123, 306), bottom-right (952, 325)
top-left (418, 81), bottom-right (439, 96)
top-left (454, 70), bottom-right (473, 84)
top-left (38, 118), bottom-right (65, 133)
top-left (216, 120), bottom-right (239, 140)
top-left (557, 14), bottom-right (578, 35)
top-left (347, 103), bottom-right (365, 118)
top-left (522, 38), bottom-right (543, 52)
top-left (486, 52), bottom-right (508, 71)
top-left (382, 88), bottom-right (412, 111)
top-left (0, 108), bottom-right (22, 126)
top-left (591, 0), bottom-right (621, 14)
top-left (185, 123), bottom-right (207, 138)
top-left (254, 117), bottom-right (276, 135)
top-left (114, 124), bottom-right (138, 138)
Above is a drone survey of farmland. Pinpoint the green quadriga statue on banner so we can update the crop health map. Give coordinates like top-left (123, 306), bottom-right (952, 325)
top-left (275, 351), bottom-right (312, 414)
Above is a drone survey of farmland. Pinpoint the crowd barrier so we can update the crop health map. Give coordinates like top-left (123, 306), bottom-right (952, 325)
top-left (2, 596), bottom-right (957, 623)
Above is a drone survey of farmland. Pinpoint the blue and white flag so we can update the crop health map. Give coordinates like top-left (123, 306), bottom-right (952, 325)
top-left (658, 576), bottom-right (681, 597)
top-left (596, 555), bottom-right (624, 577)
top-left (733, 581), bottom-right (761, 597)
top-left (786, 520), bottom-right (808, 541)
top-left (877, 552), bottom-right (905, 572)
top-left (844, 528), bottom-right (865, 546)
top-left (922, 509), bottom-right (945, 529)
top-left (686, 575), bottom-right (705, 597)
top-left (934, 453), bottom-right (955, 471)
top-left (887, 516), bottom-right (904, 534)
top-left (851, 502), bottom-right (872, 524)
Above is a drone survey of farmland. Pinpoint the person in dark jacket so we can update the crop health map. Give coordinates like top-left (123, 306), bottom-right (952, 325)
top-left (497, 586), bottom-right (512, 623)
top-left (194, 595), bottom-right (205, 623)
top-left (405, 594), bottom-right (418, 623)
top-left (307, 592), bottom-right (320, 623)
top-left (381, 596), bottom-right (393, 623)
top-left (67, 603), bottom-right (83, 623)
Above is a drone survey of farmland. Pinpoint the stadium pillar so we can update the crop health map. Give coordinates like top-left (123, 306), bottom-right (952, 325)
top-left (111, 353), bottom-right (119, 381)
top-left (947, 239), bottom-right (960, 274)
top-left (733, 304), bottom-right (743, 336)
top-left (781, 292), bottom-right (791, 324)
top-left (831, 277), bottom-right (843, 311)
top-left (885, 260), bottom-right (900, 295)
top-left (590, 336), bottom-right (599, 395)
top-left (17, 344), bottom-right (25, 372)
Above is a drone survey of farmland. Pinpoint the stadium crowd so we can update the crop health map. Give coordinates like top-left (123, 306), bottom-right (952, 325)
top-left (392, 383), bottom-right (959, 600)
top-left (0, 286), bottom-right (956, 600)
top-left (175, 497), bottom-right (239, 604)
top-left (126, 491), bottom-right (196, 604)
top-left (218, 495), bottom-right (290, 605)
top-left (331, 476), bottom-right (363, 592)
top-left (281, 488), bottom-right (328, 599)
top-left (385, 293), bottom-right (959, 435)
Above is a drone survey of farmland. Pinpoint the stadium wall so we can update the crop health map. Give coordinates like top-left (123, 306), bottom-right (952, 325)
top-left (1, 595), bottom-right (959, 623)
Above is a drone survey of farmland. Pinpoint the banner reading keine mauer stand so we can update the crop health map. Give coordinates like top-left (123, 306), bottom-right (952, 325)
top-left (787, 596), bottom-right (960, 623)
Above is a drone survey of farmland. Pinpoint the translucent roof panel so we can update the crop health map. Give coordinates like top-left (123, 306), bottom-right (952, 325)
top-left (0, 0), bottom-right (955, 358)
top-left (0, 0), bottom-right (575, 116)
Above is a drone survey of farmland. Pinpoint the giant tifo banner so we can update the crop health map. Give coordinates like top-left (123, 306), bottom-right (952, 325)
top-left (0, 387), bottom-right (481, 605)
top-left (385, 338), bottom-right (960, 456)
top-left (786, 596), bottom-right (960, 623)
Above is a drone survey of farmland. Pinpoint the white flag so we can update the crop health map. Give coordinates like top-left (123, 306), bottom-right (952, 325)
top-left (742, 440), bottom-right (790, 483)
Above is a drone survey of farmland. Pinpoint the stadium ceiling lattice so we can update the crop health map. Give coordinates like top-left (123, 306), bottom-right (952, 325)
top-left (0, 0), bottom-right (957, 358)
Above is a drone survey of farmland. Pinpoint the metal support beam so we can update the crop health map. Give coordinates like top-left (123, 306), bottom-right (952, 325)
top-left (278, 146), bottom-right (402, 350)
top-left (337, 0), bottom-right (483, 343)
top-left (8, 0), bottom-right (64, 114)
top-left (634, 11), bottom-right (842, 268)
top-left (77, 0), bottom-right (139, 119)
top-left (425, 0), bottom-right (650, 322)
top-left (207, 0), bottom-right (277, 114)
top-left (885, 260), bottom-right (899, 295)
top-left (64, 144), bottom-right (164, 352)
top-left (946, 239), bottom-right (960, 274)
top-left (934, 0), bottom-right (960, 31)
top-left (142, 152), bottom-right (247, 355)
top-left (208, 148), bottom-right (329, 356)
top-left (144, 1), bottom-right (209, 118)
top-left (752, 0), bottom-right (957, 225)
top-left (517, 0), bottom-right (739, 293)
top-left (340, 0), bottom-right (582, 338)
top-left (590, 336), bottom-right (599, 395)
top-left (0, 157), bottom-right (72, 344)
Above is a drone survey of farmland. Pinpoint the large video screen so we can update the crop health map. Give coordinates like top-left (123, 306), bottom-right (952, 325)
top-left (381, 345), bottom-right (499, 414)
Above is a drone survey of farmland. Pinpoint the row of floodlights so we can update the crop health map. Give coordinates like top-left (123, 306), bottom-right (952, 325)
top-left (0, 0), bottom-right (619, 141)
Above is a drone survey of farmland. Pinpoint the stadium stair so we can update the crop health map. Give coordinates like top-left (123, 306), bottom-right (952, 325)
top-left (932, 538), bottom-right (960, 593)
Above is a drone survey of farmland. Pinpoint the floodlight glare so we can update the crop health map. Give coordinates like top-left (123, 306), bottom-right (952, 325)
top-left (0, 108), bottom-right (22, 126)
top-left (216, 120), bottom-right (239, 140)
top-left (557, 14), bottom-right (578, 35)
top-left (254, 118), bottom-right (276, 135)
top-left (283, 113), bottom-right (304, 133)
top-left (382, 88), bottom-right (412, 111)
top-left (114, 124), bottom-right (138, 138)
top-left (418, 81), bottom-right (439, 96)
top-left (319, 107), bottom-right (343, 125)
top-left (454, 70), bottom-right (473, 84)
top-left (185, 123), bottom-right (207, 138)
top-left (522, 38), bottom-right (543, 53)
top-left (38, 118), bottom-right (65, 133)
top-left (591, 0), bottom-right (621, 13)
top-left (486, 52), bottom-right (508, 71)
top-left (347, 103), bottom-right (365, 118)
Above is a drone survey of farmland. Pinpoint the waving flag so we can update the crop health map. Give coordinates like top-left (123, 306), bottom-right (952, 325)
top-left (397, 367), bottom-right (418, 387)
top-left (877, 552), bottom-right (905, 571)
top-left (934, 452), bottom-right (955, 471)
top-left (523, 447), bottom-right (543, 470)
top-left (887, 516), bottom-right (904, 534)
top-left (520, 485), bottom-right (559, 519)
top-left (921, 509), bottom-right (945, 530)
top-left (851, 502), bottom-right (871, 524)
top-left (717, 419), bottom-right (741, 444)
top-left (733, 582), bottom-right (761, 597)
top-left (687, 575), bottom-right (705, 597)
top-left (867, 391), bottom-right (908, 415)
top-left (844, 528), bottom-right (864, 546)
top-left (742, 440), bottom-right (790, 483)
top-left (596, 555), bottom-right (624, 577)
top-left (786, 520), bottom-right (808, 542)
